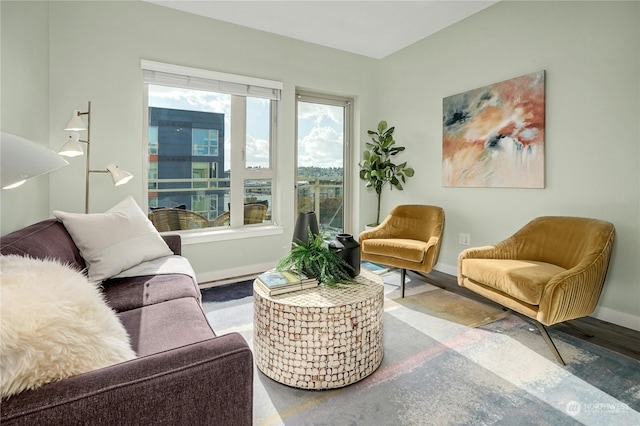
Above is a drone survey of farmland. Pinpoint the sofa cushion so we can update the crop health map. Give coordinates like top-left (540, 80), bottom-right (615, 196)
top-left (118, 298), bottom-right (216, 357)
top-left (103, 273), bottom-right (201, 312)
top-left (461, 258), bottom-right (566, 305)
top-left (53, 196), bottom-right (173, 282)
top-left (0, 219), bottom-right (85, 270)
top-left (0, 256), bottom-right (136, 398)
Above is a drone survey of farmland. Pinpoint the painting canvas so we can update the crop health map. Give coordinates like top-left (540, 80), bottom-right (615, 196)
top-left (442, 71), bottom-right (545, 188)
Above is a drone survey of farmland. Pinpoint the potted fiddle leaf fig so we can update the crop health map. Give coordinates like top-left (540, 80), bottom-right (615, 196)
top-left (359, 120), bottom-right (414, 226)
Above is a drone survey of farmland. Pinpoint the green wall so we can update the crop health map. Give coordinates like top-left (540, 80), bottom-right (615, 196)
top-left (378, 0), bottom-right (639, 328)
top-left (0, 1), bottom-right (52, 230)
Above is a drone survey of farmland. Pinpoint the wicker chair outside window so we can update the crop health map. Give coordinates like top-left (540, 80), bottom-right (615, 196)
top-left (211, 204), bottom-right (267, 227)
top-left (212, 211), bottom-right (231, 227)
top-left (149, 208), bottom-right (211, 232)
top-left (244, 204), bottom-right (267, 224)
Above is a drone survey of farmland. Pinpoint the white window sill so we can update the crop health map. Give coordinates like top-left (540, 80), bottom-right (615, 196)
top-left (161, 225), bottom-right (284, 246)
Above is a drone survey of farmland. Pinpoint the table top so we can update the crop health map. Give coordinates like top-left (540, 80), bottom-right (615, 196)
top-left (253, 269), bottom-right (384, 307)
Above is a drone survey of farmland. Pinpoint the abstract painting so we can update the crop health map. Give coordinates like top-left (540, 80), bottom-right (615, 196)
top-left (442, 71), bottom-right (545, 188)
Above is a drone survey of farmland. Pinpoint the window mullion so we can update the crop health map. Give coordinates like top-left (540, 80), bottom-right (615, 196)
top-left (229, 95), bottom-right (247, 227)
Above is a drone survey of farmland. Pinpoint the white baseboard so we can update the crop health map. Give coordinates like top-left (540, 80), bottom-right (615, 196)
top-left (196, 262), bottom-right (274, 289)
top-left (591, 306), bottom-right (640, 332)
top-left (434, 262), bottom-right (457, 276)
top-left (434, 262), bottom-right (640, 332)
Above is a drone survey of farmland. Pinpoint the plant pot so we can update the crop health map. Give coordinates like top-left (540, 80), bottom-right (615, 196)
top-left (328, 233), bottom-right (361, 278)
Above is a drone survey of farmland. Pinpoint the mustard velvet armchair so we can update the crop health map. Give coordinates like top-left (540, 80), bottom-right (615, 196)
top-left (359, 205), bottom-right (445, 297)
top-left (458, 216), bottom-right (615, 365)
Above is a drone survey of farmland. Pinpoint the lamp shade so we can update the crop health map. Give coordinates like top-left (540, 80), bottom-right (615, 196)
top-left (58, 132), bottom-right (84, 157)
top-left (64, 110), bottom-right (87, 131)
top-left (1, 131), bottom-right (69, 189)
top-left (106, 163), bottom-right (133, 186)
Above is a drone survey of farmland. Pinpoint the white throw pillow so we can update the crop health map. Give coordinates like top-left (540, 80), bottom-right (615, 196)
top-left (53, 196), bottom-right (173, 282)
top-left (0, 255), bottom-right (136, 398)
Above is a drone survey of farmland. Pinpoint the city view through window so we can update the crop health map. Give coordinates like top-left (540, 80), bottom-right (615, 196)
top-left (147, 84), bottom-right (348, 236)
top-left (296, 98), bottom-right (349, 238)
top-left (147, 84), bottom-right (273, 230)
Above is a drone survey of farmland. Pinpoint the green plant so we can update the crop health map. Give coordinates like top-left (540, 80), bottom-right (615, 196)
top-left (359, 120), bottom-right (415, 225)
top-left (277, 230), bottom-right (355, 286)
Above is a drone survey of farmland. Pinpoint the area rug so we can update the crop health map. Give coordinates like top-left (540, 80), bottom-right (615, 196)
top-left (388, 288), bottom-right (510, 328)
top-left (202, 271), bottom-right (640, 426)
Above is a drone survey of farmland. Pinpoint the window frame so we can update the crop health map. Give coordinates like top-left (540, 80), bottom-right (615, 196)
top-left (295, 91), bottom-right (354, 235)
top-left (141, 60), bottom-right (283, 242)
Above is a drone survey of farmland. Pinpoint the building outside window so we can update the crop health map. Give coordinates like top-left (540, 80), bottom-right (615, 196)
top-left (148, 107), bottom-right (226, 221)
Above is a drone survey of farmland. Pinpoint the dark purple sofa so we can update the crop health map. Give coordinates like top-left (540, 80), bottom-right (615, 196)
top-left (0, 219), bottom-right (253, 426)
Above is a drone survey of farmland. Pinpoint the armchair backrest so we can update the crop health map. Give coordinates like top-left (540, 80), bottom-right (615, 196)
top-left (383, 205), bottom-right (445, 243)
top-left (509, 216), bottom-right (615, 270)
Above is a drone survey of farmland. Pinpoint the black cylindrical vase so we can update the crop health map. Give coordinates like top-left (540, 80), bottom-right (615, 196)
top-left (292, 211), bottom-right (320, 246)
top-left (328, 233), bottom-right (361, 278)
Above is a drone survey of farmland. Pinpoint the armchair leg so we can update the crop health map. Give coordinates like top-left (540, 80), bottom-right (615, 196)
top-left (533, 321), bottom-right (566, 366)
top-left (400, 268), bottom-right (406, 298)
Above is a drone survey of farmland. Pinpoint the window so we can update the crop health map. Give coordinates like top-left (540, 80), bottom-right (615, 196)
top-left (149, 126), bottom-right (158, 155)
top-left (191, 194), bottom-right (218, 219)
top-left (192, 128), bottom-right (218, 156)
top-left (148, 161), bottom-right (158, 190)
top-left (296, 92), bottom-right (354, 237)
top-left (191, 162), bottom-right (218, 188)
top-left (142, 60), bottom-right (281, 231)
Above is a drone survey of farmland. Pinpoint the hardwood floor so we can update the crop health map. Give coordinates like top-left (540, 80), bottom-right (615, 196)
top-left (415, 269), bottom-right (640, 361)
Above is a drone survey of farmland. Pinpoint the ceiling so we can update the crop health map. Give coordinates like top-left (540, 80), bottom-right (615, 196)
top-left (146, 1), bottom-right (499, 59)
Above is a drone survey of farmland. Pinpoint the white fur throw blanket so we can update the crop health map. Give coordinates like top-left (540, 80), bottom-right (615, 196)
top-left (0, 255), bottom-right (136, 398)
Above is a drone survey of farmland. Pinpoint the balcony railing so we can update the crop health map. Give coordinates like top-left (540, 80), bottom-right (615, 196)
top-left (148, 176), bottom-right (344, 234)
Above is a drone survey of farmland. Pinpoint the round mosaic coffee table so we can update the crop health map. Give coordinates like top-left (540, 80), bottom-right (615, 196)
top-left (253, 269), bottom-right (384, 389)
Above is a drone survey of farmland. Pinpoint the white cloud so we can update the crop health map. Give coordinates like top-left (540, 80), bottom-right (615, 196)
top-left (297, 102), bottom-right (343, 127)
top-left (298, 126), bottom-right (343, 168)
top-left (246, 135), bottom-right (270, 168)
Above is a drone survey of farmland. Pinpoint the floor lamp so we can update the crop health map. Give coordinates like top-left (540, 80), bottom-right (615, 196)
top-left (58, 101), bottom-right (133, 213)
